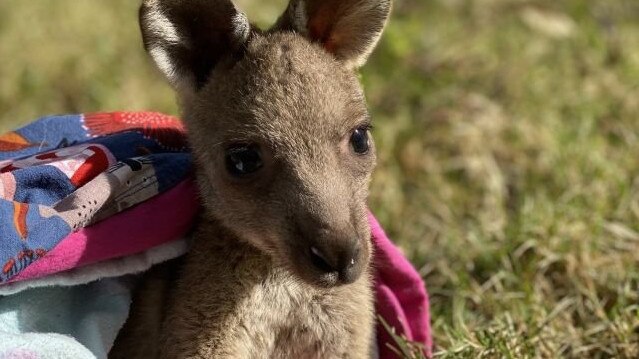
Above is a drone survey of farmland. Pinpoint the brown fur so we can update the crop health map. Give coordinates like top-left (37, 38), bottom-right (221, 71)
top-left (110, 0), bottom-right (391, 357)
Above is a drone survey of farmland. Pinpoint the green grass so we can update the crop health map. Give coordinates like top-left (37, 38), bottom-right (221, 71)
top-left (1, 0), bottom-right (638, 357)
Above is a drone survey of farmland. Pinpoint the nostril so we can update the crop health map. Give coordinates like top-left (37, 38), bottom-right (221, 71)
top-left (338, 256), bottom-right (359, 284)
top-left (310, 246), bottom-right (335, 273)
top-left (337, 244), bottom-right (361, 283)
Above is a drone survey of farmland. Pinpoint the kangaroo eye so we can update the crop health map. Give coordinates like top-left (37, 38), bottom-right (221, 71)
top-left (225, 144), bottom-right (263, 177)
top-left (349, 127), bottom-right (370, 154)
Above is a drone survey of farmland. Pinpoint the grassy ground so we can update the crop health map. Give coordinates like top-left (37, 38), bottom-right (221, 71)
top-left (1, 0), bottom-right (638, 357)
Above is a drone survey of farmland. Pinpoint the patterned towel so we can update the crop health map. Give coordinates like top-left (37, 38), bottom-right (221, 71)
top-left (0, 112), bottom-right (194, 284)
top-left (0, 112), bottom-right (432, 357)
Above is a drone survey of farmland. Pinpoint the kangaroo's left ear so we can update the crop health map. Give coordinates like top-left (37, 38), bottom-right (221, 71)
top-left (274, 0), bottom-right (392, 69)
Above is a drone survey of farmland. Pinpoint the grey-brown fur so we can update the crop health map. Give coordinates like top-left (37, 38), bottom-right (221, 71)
top-left (110, 0), bottom-right (391, 357)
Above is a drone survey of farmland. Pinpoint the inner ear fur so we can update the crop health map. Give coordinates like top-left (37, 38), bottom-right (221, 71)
top-left (274, 0), bottom-right (392, 68)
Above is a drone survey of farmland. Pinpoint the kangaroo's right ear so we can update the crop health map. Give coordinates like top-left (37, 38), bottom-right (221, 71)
top-left (139, 0), bottom-right (251, 93)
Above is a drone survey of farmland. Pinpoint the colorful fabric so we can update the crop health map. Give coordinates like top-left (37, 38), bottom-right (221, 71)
top-left (0, 112), bottom-right (432, 358)
top-left (8, 180), bottom-right (197, 284)
top-left (0, 112), bottom-right (192, 283)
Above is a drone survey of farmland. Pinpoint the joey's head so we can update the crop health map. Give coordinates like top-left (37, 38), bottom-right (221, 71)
top-left (139, 0), bottom-right (391, 287)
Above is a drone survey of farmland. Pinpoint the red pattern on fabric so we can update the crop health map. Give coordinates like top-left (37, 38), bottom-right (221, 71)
top-left (18, 250), bottom-right (34, 260)
top-left (35, 152), bottom-right (59, 160)
top-left (0, 132), bottom-right (37, 152)
top-left (2, 258), bottom-right (15, 274)
top-left (13, 202), bottom-right (29, 240)
top-left (69, 145), bottom-right (111, 187)
top-left (83, 112), bottom-right (187, 150)
top-left (1, 164), bottom-right (18, 173)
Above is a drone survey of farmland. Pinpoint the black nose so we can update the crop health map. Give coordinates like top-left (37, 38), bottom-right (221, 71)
top-left (309, 242), bottom-right (361, 284)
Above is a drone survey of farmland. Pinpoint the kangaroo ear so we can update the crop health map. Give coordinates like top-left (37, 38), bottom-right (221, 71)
top-left (139, 0), bottom-right (251, 93)
top-left (274, 0), bottom-right (391, 69)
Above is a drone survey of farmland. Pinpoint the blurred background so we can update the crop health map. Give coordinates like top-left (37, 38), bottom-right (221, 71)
top-left (1, 0), bottom-right (638, 357)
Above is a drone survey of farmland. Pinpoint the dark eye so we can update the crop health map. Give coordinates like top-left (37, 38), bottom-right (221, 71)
top-left (350, 127), bottom-right (370, 154)
top-left (225, 144), bottom-right (263, 177)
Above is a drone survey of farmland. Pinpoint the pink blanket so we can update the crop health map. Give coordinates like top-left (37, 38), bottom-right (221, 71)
top-left (371, 213), bottom-right (432, 357)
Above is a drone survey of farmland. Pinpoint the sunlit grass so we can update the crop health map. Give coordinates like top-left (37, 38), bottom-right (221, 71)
top-left (1, 0), bottom-right (638, 357)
